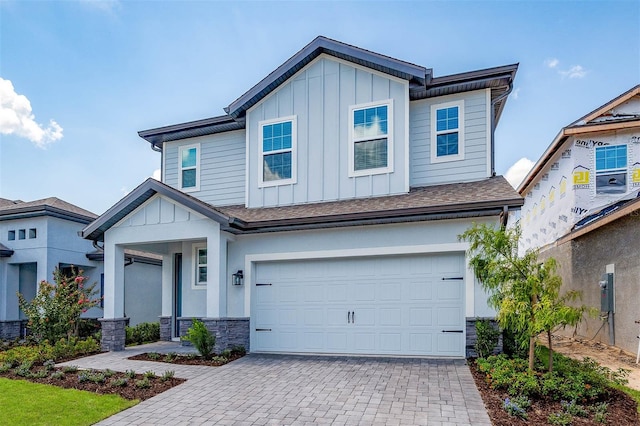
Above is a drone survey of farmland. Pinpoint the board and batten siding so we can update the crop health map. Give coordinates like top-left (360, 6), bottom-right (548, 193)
top-left (163, 130), bottom-right (246, 206)
top-left (246, 55), bottom-right (409, 208)
top-left (410, 89), bottom-right (490, 186)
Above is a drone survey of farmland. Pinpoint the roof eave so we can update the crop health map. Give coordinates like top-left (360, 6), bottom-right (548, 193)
top-left (0, 206), bottom-right (96, 224)
top-left (231, 197), bottom-right (524, 232)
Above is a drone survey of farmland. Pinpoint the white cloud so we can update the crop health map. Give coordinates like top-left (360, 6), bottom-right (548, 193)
top-left (152, 169), bottom-right (161, 180)
top-left (559, 65), bottom-right (587, 79)
top-left (512, 87), bottom-right (521, 100)
top-left (545, 58), bottom-right (559, 68)
top-left (0, 78), bottom-right (63, 148)
top-left (504, 157), bottom-right (535, 189)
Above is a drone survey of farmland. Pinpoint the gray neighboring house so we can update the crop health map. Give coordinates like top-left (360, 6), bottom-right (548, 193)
top-left (0, 197), bottom-right (162, 340)
top-left (518, 85), bottom-right (640, 354)
top-left (83, 35), bottom-right (523, 356)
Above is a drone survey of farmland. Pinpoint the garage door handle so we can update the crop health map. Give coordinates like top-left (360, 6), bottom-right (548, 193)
top-left (352, 311), bottom-right (355, 324)
top-left (347, 311), bottom-right (351, 323)
top-left (255, 328), bottom-right (272, 332)
top-left (442, 330), bottom-right (463, 333)
top-left (442, 277), bottom-right (464, 280)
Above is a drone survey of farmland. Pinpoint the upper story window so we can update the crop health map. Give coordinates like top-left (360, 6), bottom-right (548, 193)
top-left (193, 245), bottom-right (207, 287)
top-left (18, 229), bottom-right (25, 240)
top-left (259, 117), bottom-right (297, 187)
top-left (595, 145), bottom-right (627, 194)
top-left (29, 228), bottom-right (36, 239)
top-left (179, 144), bottom-right (200, 192)
top-left (8, 230), bottom-right (15, 241)
top-left (349, 100), bottom-right (393, 176)
top-left (431, 100), bottom-right (465, 163)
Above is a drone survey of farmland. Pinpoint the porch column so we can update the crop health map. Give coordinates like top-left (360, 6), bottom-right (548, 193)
top-left (101, 243), bottom-right (126, 351)
top-left (205, 224), bottom-right (221, 318)
top-left (159, 254), bottom-right (174, 341)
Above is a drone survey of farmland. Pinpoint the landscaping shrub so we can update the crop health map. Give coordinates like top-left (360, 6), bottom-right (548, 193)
top-left (125, 322), bottom-right (160, 345)
top-left (0, 337), bottom-right (99, 365)
top-left (18, 267), bottom-right (101, 342)
top-left (183, 319), bottom-right (215, 359)
top-left (476, 351), bottom-right (629, 403)
top-left (474, 318), bottom-right (500, 358)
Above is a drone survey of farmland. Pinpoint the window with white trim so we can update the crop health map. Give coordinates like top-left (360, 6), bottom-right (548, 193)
top-left (431, 100), bottom-right (464, 163)
top-left (179, 144), bottom-right (200, 191)
top-left (595, 145), bottom-right (627, 194)
top-left (259, 117), bottom-right (297, 186)
top-left (349, 101), bottom-right (393, 176)
top-left (193, 245), bottom-right (207, 287)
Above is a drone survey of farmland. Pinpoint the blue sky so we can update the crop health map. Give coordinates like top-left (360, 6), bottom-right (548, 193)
top-left (1, 0), bottom-right (638, 214)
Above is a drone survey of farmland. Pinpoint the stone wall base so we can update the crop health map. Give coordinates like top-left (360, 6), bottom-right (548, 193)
top-left (465, 317), bottom-right (502, 358)
top-left (0, 320), bottom-right (23, 340)
top-left (177, 317), bottom-right (250, 353)
top-left (159, 316), bottom-right (172, 341)
top-left (99, 318), bottom-right (128, 351)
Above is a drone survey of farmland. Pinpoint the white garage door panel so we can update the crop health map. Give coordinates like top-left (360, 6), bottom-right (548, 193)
top-left (253, 254), bottom-right (465, 357)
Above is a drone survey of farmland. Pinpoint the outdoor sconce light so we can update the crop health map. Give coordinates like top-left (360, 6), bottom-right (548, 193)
top-left (232, 270), bottom-right (244, 286)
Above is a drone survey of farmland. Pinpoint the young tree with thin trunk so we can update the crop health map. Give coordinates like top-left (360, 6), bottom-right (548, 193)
top-left (459, 223), bottom-right (587, 371)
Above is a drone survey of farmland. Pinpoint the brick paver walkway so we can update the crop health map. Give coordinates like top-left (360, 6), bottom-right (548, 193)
top-left (58, 343), bottom-right (491, 425)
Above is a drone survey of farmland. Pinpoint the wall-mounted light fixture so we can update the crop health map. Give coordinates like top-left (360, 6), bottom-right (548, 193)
top-left (232, 270), bottom-right (244, 286)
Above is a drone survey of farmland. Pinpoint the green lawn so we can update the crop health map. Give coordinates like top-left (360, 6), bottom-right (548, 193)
top-left (0, 378), bottom-right (137, 426)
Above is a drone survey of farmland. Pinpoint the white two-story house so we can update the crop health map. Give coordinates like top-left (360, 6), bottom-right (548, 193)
top-left (83, 36), bottom-right (522, 357)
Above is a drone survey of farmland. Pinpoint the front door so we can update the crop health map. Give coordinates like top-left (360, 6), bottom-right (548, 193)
top-left (173, 253), bottom-right (182, 337)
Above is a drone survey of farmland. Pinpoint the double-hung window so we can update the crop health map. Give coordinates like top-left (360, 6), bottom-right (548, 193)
top-left (595, 145), bottom-right (627, 194)
top-left (349, 100), bottom-right (393, 176)
top-left (179, 144), bottom-right (200, 191)
top-left (259, 117), bottom-right (297, 187)
top-left (193, 245), bottom-right (207, 287)
top-left (431, 100), bottom-right (464, 163)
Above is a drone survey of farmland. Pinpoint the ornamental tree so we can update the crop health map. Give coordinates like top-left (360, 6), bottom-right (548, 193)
top-left (18, 266), bottom-right (101, 342)
top-left (459, 223), bottom-right (588, 371)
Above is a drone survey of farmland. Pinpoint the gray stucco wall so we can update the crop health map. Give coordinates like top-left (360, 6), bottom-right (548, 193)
top-left (541, 212), bottom-right (640, 354)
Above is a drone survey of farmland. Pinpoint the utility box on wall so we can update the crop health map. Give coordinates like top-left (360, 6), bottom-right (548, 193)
top-left (599, 273), bottom-right (614, 313)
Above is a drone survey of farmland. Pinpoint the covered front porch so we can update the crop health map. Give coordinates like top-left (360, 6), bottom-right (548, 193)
top-left (81, 180), bottom-right (248, 351)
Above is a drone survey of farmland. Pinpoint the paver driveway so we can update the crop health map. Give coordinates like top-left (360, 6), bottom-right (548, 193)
top-left (59, 344), bottom-right (490, 425)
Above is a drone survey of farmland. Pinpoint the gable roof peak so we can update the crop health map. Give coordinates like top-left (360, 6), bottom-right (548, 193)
top-left (224, 35), bottom-right (429, 119)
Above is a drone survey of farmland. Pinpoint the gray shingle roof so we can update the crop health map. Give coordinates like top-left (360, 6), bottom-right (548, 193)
top-left (0, 197), bottom-right (97, 223)
top-left (82, 177), bottom-right (523, 240)
top-left (219, 176), bottom-right (522, 229)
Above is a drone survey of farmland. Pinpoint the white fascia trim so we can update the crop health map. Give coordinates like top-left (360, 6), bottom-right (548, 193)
top-left (242, 242), bottom-right (474, 317)
top-left (178, 143), bottom-right (201, 192)
top-left (162, 141), bottom-right (167, 183)
top-left (348, 99), bottom-right (394, 177)
top-left (430, 99), bottom-right (465, 164)
top-left (485, 88), bottom-right (492, 177)
top-left (257, 115), bottom-right (298, 188)
top-left (191, 243), bottom-right (207, 290)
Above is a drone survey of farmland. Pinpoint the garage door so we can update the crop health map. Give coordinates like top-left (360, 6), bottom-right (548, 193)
top-left (252, 253), bottom-right (466, 357)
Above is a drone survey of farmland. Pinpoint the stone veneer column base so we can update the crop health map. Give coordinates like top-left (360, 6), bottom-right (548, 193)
top-left (465, 317), bottom-right (502, 358)
top-left (99, 318), bottom-right (128, 351)
top-left (177, 317), bottom-right (195, 346)
top-left (159, 316), bottom-right (172, 341)
top-left (0, 320), bottom-right (23, 340)
top-left (202, 318), bottom-right (250, 353)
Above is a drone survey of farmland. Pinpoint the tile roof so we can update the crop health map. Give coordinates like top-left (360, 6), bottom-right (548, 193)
top-left (0, 197), bottom-right (97, 221)
top-left (219, 176), bottom-right (523, 228)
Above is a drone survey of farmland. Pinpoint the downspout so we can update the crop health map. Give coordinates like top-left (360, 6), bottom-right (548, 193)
top-left (499, 205), bottom-right (509, 228)
top-left (490, 82), bottom-right (514, 176)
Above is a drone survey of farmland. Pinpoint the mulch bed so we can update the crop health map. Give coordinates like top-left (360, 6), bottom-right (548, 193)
top-left (0, 366), bottom-right (185, 401)
top-left (468, 359), bottom-right (640, 425)
top-left (127, 352), bottom-right (244, 366)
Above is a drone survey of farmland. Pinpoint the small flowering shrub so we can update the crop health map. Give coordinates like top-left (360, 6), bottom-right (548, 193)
top-left (18, 267), bottom-right (101, 342)
top-left (503, 396), bottom-right (530, 419)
